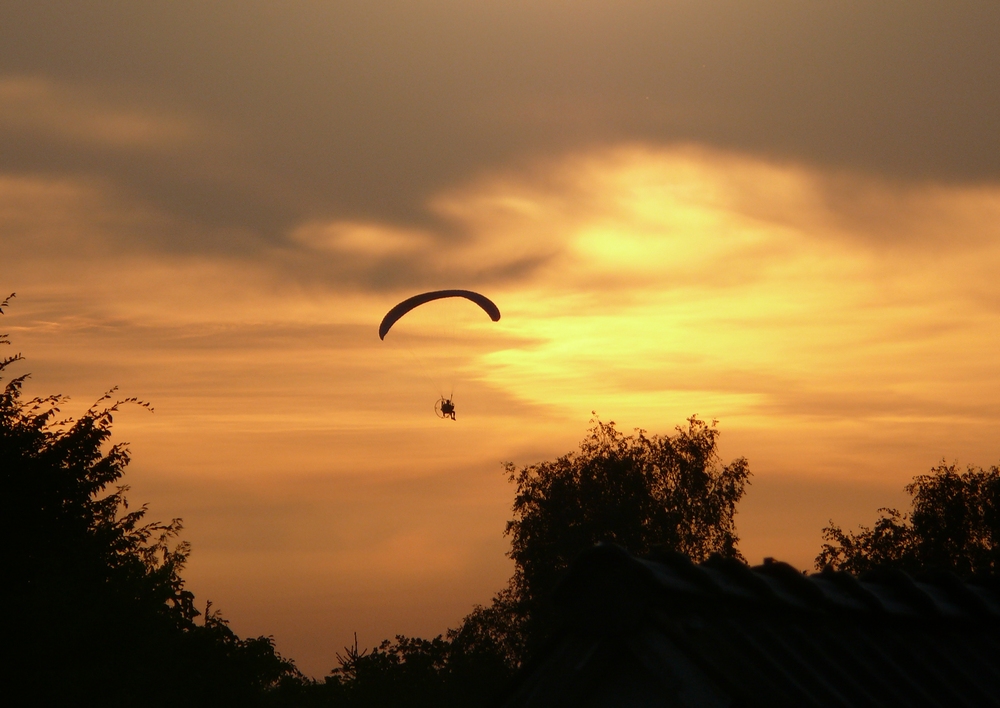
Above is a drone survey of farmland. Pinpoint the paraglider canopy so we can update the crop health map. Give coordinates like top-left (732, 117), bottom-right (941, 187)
top-left (378, 289), bottom-right (501, 340)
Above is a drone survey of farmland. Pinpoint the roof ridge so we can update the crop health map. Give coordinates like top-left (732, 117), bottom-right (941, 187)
top-left (554, 543), bottom-right (1000, 621)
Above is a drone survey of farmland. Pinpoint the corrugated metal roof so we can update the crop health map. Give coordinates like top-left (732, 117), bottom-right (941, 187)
top-left (503, 544), bottom-right (1000, 707)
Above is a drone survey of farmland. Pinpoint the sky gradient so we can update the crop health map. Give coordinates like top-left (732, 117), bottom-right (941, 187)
top-left (4, 1), bottom-right (1000, 678)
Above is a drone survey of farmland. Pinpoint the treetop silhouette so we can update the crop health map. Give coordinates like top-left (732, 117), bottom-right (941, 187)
top-left (817, 462), bottom-right (1000, 576)
top-left (2, 297), bottom-right (298, 706)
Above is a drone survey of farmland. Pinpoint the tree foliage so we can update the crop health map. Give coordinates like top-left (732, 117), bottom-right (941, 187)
top-left (273, 625), bottom-right (516, 708)
top-left (326, 635), bottom-right (452, 706)
top-left (1, 296), bottom-right (298, 706)
top-left (816, 462), bottom-right (1000, 576)
top-left (503, 415), bottom-right (750, 643)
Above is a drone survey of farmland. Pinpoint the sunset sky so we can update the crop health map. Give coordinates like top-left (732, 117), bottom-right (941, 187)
top-left (4, 1), bottom-right (1000, 677)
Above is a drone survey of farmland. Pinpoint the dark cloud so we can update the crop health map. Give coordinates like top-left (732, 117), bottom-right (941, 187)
top-left (2, 0), bottom-right (998, 253)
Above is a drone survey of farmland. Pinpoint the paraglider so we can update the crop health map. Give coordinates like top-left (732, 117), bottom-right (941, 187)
top-left (378, 289), bottom-right (501, 340)
top-left (379, 290), bottom-right (500, 420)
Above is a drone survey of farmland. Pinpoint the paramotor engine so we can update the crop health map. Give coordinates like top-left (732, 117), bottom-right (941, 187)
top-left (435, 396), bottom-right (457, 420)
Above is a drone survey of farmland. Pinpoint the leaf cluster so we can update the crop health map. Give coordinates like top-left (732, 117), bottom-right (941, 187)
top-left (816, 463), bottom-right (1000, 577)
top-left (505, 415), bottom-right (750, 622)
top-left (275, 623), bottom-right (516, 708)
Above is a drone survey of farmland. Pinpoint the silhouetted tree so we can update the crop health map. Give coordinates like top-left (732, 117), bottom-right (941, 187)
top-left (1, 295), bottom-right (298, 706)
top-left (500, 415), bottom-right (750, 653)
top-left (325, 634), bottom-right (451, 706)
top-left (446, 584), bottom-right (524, 688)
top-left (816, 462), bottom-right (1000, 576)
top-left (281, 622), bottom-right (518, 708)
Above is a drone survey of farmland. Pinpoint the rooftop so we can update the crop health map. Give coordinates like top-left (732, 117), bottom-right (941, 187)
top-left (504, 544), bottom-right (1000, 707)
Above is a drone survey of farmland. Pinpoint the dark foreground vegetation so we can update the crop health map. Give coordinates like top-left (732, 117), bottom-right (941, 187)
top-left (4, 294), bottom-right (999, 706)
top-left (2, 296), bottom-right (297, 707)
